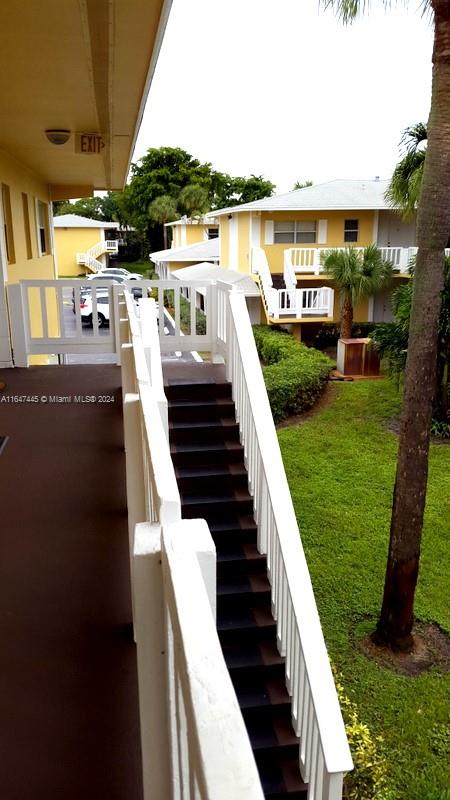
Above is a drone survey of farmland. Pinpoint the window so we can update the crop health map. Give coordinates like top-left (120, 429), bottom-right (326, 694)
top-left (344, 219), bottom-right (359, 243)
top-left (1, 184), bottom-right (15, 264)
top-left (274, 220), bottom-right (316, 244)
top-left (37, 200), bottom-right (50, 255)
top-left (22, 193), bottom-right (32, 259)
top-left (207, 227), bottom-right (219, 239)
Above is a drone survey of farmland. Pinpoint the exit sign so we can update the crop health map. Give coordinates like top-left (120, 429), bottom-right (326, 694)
top-left (75, 133), bottom-right (105, 154)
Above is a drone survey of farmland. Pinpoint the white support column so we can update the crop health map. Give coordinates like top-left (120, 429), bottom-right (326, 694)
top-left (372, 211), bottom-right (379, 244)
top-left (367, 295), bottom-right (374, 322)
top-left (229, 216), bottom-right (239, 271)
top-left (133, 522), bottom-right (171, 800)
top-left (0, 199), bottom-right (13, 367)
top-left (113, 286), bottom-right (125, 365)
top-left (6, 284), bottom-right (28, 367)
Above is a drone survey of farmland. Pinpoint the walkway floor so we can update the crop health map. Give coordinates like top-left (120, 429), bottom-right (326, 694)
top-left (0, 366), bottom-right (142, 800)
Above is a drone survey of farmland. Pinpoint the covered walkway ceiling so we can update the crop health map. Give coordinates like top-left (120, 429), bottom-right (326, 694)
top-left (0, 0), bottom-right (170, 191)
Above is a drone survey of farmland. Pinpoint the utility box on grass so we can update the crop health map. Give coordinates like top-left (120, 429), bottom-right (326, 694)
top-left (336, 337), bottom-right (380, 377)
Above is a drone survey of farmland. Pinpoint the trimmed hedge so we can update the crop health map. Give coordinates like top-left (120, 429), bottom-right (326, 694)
top-left (253, 325), bottom-right (333, 422)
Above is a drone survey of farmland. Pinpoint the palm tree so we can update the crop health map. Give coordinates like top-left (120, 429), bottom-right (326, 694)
top-left (323, 0), bottom-right (449, 651)
top-left (178, 183), bottom-right (209, 219)
top-left (385, 123), bottom-right (427, 220)
top-left (148, 195), bottom-right (178, 250)
top-left (322, 245), bottom-right (393, 338)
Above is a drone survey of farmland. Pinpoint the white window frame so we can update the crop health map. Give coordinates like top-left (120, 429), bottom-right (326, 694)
top-left (273, 220), bottom-right (317, 244)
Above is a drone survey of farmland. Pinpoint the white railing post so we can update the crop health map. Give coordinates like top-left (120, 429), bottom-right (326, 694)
top-left (123, 391), bottom-right (146, 567)
top-left (165, 519), bottom-right (217, 621)
top-left (121, 343), bottom-right (135, 396)
top-left (7, 283), bottom-right (29, 367)
top-left (133, 522), bottom-right (171, 800)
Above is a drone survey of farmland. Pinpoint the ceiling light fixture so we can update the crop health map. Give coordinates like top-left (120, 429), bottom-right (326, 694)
top-left (45, 129), bottom-right (71, 145)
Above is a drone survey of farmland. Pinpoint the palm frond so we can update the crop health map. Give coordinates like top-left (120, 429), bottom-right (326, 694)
top-left (399, 122), bottom-right (427, 155)
top-left (386, 149), bottom-right (425, 219)
top-left (322, 246), bottom-right (393, 307)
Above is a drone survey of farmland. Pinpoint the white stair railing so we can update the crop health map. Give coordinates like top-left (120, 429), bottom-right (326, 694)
top-left (121, 296), bottom-right (264, 800)
top-left (76, 239), bottom-right (119, 272)
top-left (216, 289), bottom-right (353, 799)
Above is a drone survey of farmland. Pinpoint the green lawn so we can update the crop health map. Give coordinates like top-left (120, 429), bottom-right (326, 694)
top-left (278, 380), bottom-right (450, 800)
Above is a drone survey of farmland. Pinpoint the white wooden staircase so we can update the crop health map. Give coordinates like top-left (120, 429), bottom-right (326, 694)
top-left (76, 239), bottom-right (119, 273)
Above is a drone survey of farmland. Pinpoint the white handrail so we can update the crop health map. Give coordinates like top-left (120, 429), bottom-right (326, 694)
top-left (76, 239), bottom-right (119, 272)
top-left (162, 524), bottom-right (265, 800)
top-left (220, 290), bottom-right (353, 797)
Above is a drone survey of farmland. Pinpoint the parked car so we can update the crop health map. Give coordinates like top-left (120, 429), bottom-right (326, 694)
top-left (97, 267), bottom-right (143, 280)
top-left (85, 273), bottom-right (143, 297)
top-left (80, 293), bottom-right (111, 328)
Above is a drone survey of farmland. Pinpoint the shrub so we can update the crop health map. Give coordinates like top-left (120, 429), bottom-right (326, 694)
top-left (253, 325), bottom-right (333, 422)
top-left (163, 291), bottom-right (206, 335)
top-left (333, 668), bottom-right (392, 800)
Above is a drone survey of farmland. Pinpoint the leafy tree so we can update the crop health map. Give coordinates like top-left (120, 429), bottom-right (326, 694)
top-left (293, 180), bottom-right (313, 190)
top-left (53, 147), bottom-right (275, 249)
top-left (322, 245), bottom-right (393, 338)
top-left (386, 123), bottom-right (427, 219)
top-left (53, 196), bottom-right (106, 220)
top-left (323, 0), bottom-right (450, 652)
top-left (229, 174), bottom-right (275, 206)
top-left (178, 183), bottom-right (210, 218)
top-left (148, 195), bottom-right (178, 249)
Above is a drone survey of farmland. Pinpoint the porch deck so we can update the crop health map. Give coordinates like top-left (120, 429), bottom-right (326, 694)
top-left (0, 365), bottom-right (142, 800)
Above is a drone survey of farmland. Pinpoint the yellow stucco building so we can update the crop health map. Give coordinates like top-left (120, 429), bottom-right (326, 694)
top-left (209, 179), bottom-right (415, 333)
top-left (165, 216), bottom-right (219, 248)
top-left (0, 0), bottom-right (171, 367)
top-left (54, 214), bottom-right (120, 277)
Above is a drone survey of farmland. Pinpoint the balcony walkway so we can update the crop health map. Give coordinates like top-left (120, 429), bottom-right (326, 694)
top-left (0, 365), bottom-right (142, 800)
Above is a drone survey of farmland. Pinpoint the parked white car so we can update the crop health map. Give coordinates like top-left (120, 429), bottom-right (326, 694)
top-left (94, 267), bottom-right (143, 280)
top-left (80, 293), bottom-right (111, 327)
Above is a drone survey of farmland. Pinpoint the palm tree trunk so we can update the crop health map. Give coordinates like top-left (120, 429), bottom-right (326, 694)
top-left (376, 2), bottom-right (450, 651)
top-left (163, 223), bottom-right (168, 250)
top-left (340, 297), bottom-right (353, 339)
top-left (434, 333), bottom-right (449, 421)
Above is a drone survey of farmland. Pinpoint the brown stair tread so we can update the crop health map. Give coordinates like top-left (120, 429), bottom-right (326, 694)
top-left (216, 541), bottom-right (265, 562)
top-left (175, 463), bottom-right (247, 479)
top-left (217, 571), bottom-right (271, 596)
top-left (234, 675), bottom-right (290, 709)
top-left (246, 707), bottom-right (299, 750)
top-left (223, 638), bottom-right (284, 670)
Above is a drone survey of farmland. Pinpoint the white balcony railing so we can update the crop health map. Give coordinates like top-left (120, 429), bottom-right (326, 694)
top-left (253, 247), bottom-right (334, 319)
top-left (284, 245), bottom-right (450, 275)
top-left (7, 279), bottom-right (221, 366)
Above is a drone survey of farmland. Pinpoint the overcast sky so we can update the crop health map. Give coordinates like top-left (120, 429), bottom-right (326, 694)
top-left (133, 0), bottom-right (433, 194)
